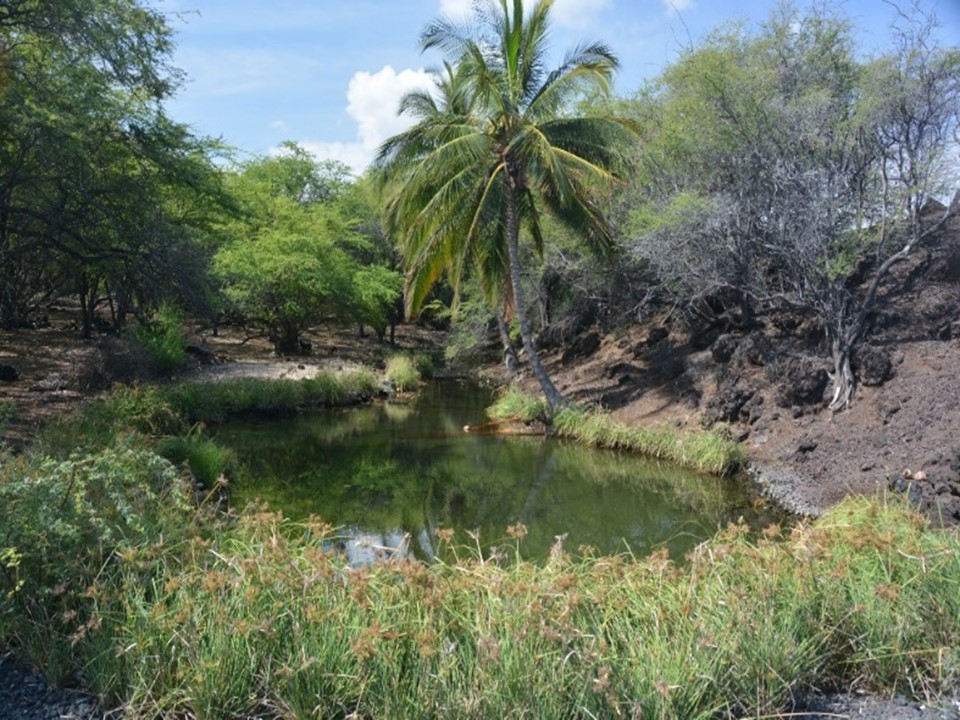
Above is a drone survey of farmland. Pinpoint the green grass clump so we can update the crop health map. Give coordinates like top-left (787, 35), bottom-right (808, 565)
top-left (36, 370), bottom-right (379, 456)
top-left (385, 353), bottom-right (421, 392)
top-left (130, 304), bottom-right (187, 376)
top-left (553, 406), bottom-right (745, 476)
top-left (2, 495), bottom-right (955, 718)
top-left (156, 433), bottom-right (235, 488)
top-left (487, 386), bottom-right (548, 424)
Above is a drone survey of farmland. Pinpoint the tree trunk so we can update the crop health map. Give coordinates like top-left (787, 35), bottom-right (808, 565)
top-left (78, 276), bottom-right (94, 339)
top-left (497, 310), bottom-right (521, 378)
top-left (272, 322), bottom-right (300, 355)
top-left (504, 181), bottom-right (566, 412)
top-left (828, 199), bottom-right (958, 411)
top-left (828, 336), bottom-right (855, 412)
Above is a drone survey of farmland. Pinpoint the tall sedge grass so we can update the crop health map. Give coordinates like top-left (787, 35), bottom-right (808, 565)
top-left (5, 497), bottom-right (953, 719)
top-left (487, 387), bottom-right (548, 424)
top-left (4, 380), bottom-right (958, 717)
top-left (489, 388), bottom-right (744, 476)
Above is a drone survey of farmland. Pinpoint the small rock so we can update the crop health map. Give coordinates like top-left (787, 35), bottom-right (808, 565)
top-left (774, 356), bottom-right (829, 408)
top-left (731, 332), bottom-right (771, 367)
top-left (703, 383), bottom-right (754, 426)
top-left (853, 345), bottom-right (894, 386)
top-left (561, 330), bottom-right (601, 364)
top-left (710, 334), bottom-right (739, 364)
top-left (798, 438), bottom-right (818, 453)
top-left (605, 362), bottom-right (640, 379)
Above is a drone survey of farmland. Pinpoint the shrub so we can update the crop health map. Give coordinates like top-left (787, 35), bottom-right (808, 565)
top-left (0, 440), bottom-right (195, 684)
top-left (131, 304), bottom-right (187, 376)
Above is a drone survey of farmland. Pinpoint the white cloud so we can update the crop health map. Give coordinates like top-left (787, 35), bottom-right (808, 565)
top-left (663, 0), bottom-right (694, 15)
top-left (298, 65), bottom-right (434, 174)
top-left (347, 66), bottom-right (434, 153)
top-left (270, 120), bottom-right (289, 132)
top-left (439, 0), bottom-right (473, 22)
top-left (295, 141), bottom-right (373, 175)
top-left (438, 0), bottom-right (610, 28)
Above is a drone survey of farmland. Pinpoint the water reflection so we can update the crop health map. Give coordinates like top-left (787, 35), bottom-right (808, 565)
top-left (214, 380), bottom-right (772, 562)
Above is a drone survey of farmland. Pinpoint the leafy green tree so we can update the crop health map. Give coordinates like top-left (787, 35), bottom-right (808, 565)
top-left (622, 4), bottom-right (959, 409)
top-left (337, 177), bottom-right (405, 342)
top-left (377, 0), bottom-right (634, 411)
top-left (215, 149), bottom-right (403, 352)
top-left (0, 0), bottom-right (224, 333)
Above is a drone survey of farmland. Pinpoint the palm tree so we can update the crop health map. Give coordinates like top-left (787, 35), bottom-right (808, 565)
top-left (377, 0), bottom-right (633, 412)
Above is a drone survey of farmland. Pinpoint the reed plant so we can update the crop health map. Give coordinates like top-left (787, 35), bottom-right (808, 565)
top-left (18, 496), bottom-right (950, 719)
top-left (5, 381), bottom-right (959, 717)
top-left (35, 370), bottom-right (379, 456)
top-left (487, 386), bottom-right (548, 424)
top-left (156, 432), bottom-right (236, 488)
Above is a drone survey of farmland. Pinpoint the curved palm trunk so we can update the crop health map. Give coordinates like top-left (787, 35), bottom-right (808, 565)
top-left (496, 309), bottom-right (521, 378)
top-left (504, 182), bottom-right (566, 412)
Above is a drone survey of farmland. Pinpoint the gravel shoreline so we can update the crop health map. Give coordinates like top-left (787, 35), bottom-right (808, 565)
top-left (2, 648), bottom-right (957, 719)
top-left (0, 652), bottom-right (104, 720)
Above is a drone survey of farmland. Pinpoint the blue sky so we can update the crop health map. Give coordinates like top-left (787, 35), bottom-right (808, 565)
top-left (160, 0), bottom-right (960, 172)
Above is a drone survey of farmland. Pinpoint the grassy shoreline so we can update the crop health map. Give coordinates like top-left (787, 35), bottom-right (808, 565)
top-left (1, 474), bottom-right (958, 718)
top-left (488, 387), bottom-right (745, 476)
top-left (1, 376), bottom-right (958, 718)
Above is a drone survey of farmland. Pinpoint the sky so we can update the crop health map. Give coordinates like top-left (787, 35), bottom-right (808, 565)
top-left (159, 0), bottom-right (960, 173)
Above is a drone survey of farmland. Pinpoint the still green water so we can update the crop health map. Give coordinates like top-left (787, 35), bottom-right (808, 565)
top-left (215, 380), bottom-right (773, 563)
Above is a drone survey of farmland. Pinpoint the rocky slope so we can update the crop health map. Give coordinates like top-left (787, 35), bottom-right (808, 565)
top-left (500, 213), bottom-right (960, 525)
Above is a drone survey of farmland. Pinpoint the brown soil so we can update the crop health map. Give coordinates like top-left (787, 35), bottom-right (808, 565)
top-left (0, 319), bottom-right (442, 450)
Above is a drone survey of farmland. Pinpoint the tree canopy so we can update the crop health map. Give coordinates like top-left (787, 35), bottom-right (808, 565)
top-left (377, 0), bottom-right (635, 410)
top-left (214, 149), bottom-right (402, 353)
top-left (620, 3), bottom-right (960, 408)
top-left (0, 0), bottom-right (224, 334)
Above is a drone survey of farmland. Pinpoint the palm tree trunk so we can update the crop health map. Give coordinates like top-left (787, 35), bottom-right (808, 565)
top-left (504, 182), bottom-right (566, 412)
top-left (496, 309), bottom-right (521, 378)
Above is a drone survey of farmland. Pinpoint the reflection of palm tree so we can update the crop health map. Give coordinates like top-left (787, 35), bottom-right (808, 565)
top-left (378, 0), bottom-right (634, 412)
top-left (518, 439), bottom-right (556, 523)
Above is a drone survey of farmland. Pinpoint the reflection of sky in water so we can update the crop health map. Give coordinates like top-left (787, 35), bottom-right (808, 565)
top-left (331, 530), bottom-right (436, 566)
top-left (216, 380), bottom-right (778, 562)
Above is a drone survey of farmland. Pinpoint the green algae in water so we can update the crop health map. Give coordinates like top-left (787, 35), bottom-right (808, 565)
top-left (214, 380), bottom-right (773, 562)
